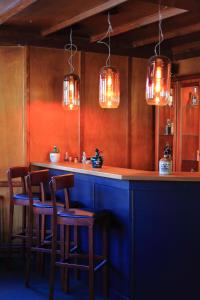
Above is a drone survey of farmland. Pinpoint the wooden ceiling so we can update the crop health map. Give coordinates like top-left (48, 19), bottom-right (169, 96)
top-left (0, 0), bottom-right (199, 60)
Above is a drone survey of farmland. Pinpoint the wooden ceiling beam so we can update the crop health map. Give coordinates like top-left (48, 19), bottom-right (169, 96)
top-left (172, 41), bottom-right (200, 55)
top-left (90, 7), bottom-right (186, 43)
top-left (172, 41), bottom-right (200, 59)
top-left (0, 0), bottom-right (38, 24)
top-left (137, 0), bottom-right (200, 11)
top-left (132, 22), bottom-right (200, 48)
top-left (41, 0), bottom-right (128, 37)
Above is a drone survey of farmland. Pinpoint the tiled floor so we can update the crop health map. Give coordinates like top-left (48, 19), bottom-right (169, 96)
top-left (0, 257), bottom-right (105, 300)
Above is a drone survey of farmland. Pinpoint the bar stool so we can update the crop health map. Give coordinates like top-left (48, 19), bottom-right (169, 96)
top-left (7, 166), bottom-right (40, 253)
top-left (25, 169), bottom-right (65, 286)
top-left (49, 174), bottom-right (109, 300)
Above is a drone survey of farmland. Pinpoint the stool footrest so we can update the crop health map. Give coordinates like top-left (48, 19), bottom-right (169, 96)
top-left (56, 261), bottom-right (89, 270)
top-left (31, 247), bottom-right (61, 254)
top-left (94, 259), bottom-right (107, 272)
top-left (13, 234), bottom-right (28, 240)
top-left (55, 257), bottom-right (107, 272)
top-left (70, 245), bottom-right (78, 253)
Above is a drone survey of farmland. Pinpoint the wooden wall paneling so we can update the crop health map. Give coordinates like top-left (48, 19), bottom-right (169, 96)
top-left (29, 47), bottom-right (81, 162)
top-left (82, 52), bottom-right (129, 168)
top-left (131, 57), bottom-right (154, 170)
top-left (177, 57), bottom-right (200, 75)
top-left (0, 46), bottom-right (27, 239)
top-left (127, 56), bottom-right (132, 168)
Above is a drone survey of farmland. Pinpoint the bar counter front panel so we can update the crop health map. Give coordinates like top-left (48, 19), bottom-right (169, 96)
top-left (32, 162), bottom-right (200, 300)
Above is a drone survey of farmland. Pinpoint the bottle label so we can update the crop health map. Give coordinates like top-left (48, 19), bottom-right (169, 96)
top-left (159, 160), bottom-right (172, 175)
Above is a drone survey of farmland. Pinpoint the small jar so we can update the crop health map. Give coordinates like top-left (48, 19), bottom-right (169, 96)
top-left (74, 157), bottom-right (78, 163)
top-left (159, 155), bottom-right (172, 175)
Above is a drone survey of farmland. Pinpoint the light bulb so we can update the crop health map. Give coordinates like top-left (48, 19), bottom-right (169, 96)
top-left (146, 55), bottom-right (171, 106)
top-left (99, 66), bottom-right (120, 109)
top-left (63, 73), bottom-right (80, 110)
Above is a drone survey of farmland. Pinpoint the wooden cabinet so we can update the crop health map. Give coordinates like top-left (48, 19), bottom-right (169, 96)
top-left (155, 74), bottom-right (200, 171)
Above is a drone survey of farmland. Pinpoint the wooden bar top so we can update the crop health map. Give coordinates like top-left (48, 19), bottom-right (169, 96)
top-left (31, 161), bottom-right (200, 182)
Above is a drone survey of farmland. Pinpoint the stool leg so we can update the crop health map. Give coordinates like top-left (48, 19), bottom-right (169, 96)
top-left (8, 202), bottom-right (14, 259)
top-left (60, 224), bottom-right (65, 291)
top-left (49, 220), bottom-right (57, 300)
top-left (25, 208), bottom-right (33, 287)
top-left (74, 225), bottom-right (80, 280)
top-left (22, 206), bottom-right (26, 256)
top-left (63, 225), bottom-right (70, 293)
top-left (40, 214), bottom-right (45, 275)
top-left (88, 224), bottom-right (94, 300)
top-left (102, 223), bottom-right (109, 298)
top-left (35, 214), bottom-right (41, 274)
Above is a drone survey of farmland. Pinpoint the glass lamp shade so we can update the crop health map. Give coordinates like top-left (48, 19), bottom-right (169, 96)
top-left (146, 55), bottom-right (171, 106)
top-left (63, 73), bottom-right (80, 110)
top-left (99, 66), bottom-right (120, 108)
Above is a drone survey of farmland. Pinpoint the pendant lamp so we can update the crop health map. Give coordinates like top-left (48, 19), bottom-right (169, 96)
top-left (63, 29), bottom-right (80, 110)
top-left (98, 13), bottom-right (120, 108)
top-left (146, 3), bottom-right (171, 106)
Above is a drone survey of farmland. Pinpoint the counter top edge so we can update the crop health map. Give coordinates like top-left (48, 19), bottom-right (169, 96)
top-left (31, 162), bottom-right (200, 182)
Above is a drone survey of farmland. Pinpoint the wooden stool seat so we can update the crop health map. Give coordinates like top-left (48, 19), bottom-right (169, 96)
top-left (57, 208), bottom-right (95, 218)
top-left (13, 193), bottom-right (40, 201)
top-left (33, 201), bottom-right (64, 209)
top-left (13, 193), bottom-right (40, 207)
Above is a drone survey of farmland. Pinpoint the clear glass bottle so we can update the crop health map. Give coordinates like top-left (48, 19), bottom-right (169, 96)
top-left (165, 119), bottom-right (171, 135)
top-left (159, 145), bottom-right (172, 175)
top-left (189, 87), bottom-right (199, 106)
top-left (82, 151), bottom-right (87, 164)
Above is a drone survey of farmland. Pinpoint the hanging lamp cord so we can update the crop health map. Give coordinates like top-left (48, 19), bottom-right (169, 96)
top-left (97, 12), bottom-right (113, 67)
top-left (64, 28), bottom-right (77, 74)
top-left (154, 0), bottom-right (164, 56)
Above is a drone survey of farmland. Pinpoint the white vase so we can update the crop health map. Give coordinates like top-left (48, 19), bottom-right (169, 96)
top-left (49, 152), bottom-right (60, 163)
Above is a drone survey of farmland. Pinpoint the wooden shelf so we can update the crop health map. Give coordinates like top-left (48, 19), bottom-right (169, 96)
top-left (159, 134), bottom-right (174, 137)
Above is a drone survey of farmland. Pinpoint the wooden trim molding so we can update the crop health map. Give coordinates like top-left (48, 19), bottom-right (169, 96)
top-left (0, 181), bottom-right (21, 187)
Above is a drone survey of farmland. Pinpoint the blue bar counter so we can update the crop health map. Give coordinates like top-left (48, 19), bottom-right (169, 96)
top-left (32, 162), bottom-right (200, 300)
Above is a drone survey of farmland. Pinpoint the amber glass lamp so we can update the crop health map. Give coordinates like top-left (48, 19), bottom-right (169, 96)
top-left (146, 55), bottom-right (171, 106)
top-left (99, 66), bottom-right (120, 108)
top-left (98, 13), bottom-right (120, 109)
top-left (146, 3), bottom-right (171, 106)
top-left (63, 29), bottom-right (80, 111)
top-left (63, 73), bottom-right (80, 110)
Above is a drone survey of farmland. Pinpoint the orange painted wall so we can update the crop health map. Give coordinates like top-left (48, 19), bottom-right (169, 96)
top-left (28, 47), bottom-right (154, 170)
top-left (28, 47), bottom-right (80, 163)
top-left (81, 52), bottom-right (130, 167)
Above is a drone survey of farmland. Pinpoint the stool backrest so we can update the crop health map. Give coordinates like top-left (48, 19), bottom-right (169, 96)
top-left (50, 174), bottom-right (74, 209)
top-left (26, 169), bottom-right (49, 204)
top-left (7, 166), bottom-right (29, 199)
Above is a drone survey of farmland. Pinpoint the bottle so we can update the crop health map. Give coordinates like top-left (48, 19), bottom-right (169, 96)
top-left (189, 87), bottom-right (199, 106)
top-left (64, 152), bottom-right (69, 161)
top-left (82, 151), bottom-right (87, 164)
top-left (91, 149), bottom-right (103, 168)
top-left (159, 144), bottom-right (172, 175)
top-left (165, 119), bottom-right (171, 135)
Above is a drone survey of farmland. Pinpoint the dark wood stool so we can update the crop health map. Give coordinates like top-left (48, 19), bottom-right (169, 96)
top-left (7, 166), bottom-right (40, 254)
top-left (49, 174), bottom-right (109, 300)
top-left (25, 169), bottom-right (65, 286)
